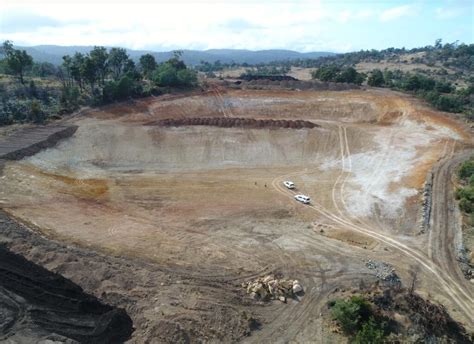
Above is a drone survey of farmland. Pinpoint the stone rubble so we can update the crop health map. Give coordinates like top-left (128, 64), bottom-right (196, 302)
top-left (242, 275), bottom-right (303, 302)
top-left (419, 171), bottom-right (433, 234)
top-left (365, 260), bottom-right (401, 287)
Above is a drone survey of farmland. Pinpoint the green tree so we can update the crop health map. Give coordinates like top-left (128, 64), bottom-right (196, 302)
top-left (153, 63), bottom-right (178, 86)
top-left (168, 50), bottom-right (186, 70)
top-left (71, 52), bottom-right (85, 90)
top-left (89, 46), bottom-right (108, 86)
top-left (368, 69), bottom-right (384, 87)
top-left (81, 56), bottom-right (98, 92)
top-left (139, 53), bottom-right (157, 77)
top-left (177, 68), bottom-right (197, 87)
top-left (337, 67), bottom-right (358, 83)
top-left (2, 40), bottom-right (33, 84)
top-left (61, 55), bottom-right (74, 88)
top-left (103, 75), bottom-right (139, 101)
top-left (108, 47), bottom-right (130, 81)
top-left (404, 74), bottom-right (421, 91)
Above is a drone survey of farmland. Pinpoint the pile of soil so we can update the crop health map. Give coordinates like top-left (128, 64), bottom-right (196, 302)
top-left (239, 75), bottom-right (298, 82)
top-left (0, 245), bottom-right (133, 343)
top-left (148, 117), bottom-right (319, 129)
top-left (369, 288), bottom-right (472, 343)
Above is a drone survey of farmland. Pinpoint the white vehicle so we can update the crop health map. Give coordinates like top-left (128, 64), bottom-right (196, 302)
top-left (294, 194), bottom-right (310, 204)
top-left (283, 181), bottom-right (295, 189)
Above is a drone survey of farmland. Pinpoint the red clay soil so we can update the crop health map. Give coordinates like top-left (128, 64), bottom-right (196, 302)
top-left (147, 117), bottom-right (320, 129)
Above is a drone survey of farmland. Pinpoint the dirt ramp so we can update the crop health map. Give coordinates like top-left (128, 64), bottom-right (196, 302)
top-left (0, 246), bottom-right (133, 343)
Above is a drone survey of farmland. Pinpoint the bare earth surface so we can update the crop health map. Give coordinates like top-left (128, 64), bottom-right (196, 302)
top-left (0, 87), bottom-right (473, 342)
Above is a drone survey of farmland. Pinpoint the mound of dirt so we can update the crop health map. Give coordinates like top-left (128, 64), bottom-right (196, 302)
top-left (148, 117), bottom-right (319, 129)
top-left (0, 245), bottom-right (133, 343)
top-left (371, 289), bottom-right (473, 343)
top-left (239, 75), bottom-right (298, 82)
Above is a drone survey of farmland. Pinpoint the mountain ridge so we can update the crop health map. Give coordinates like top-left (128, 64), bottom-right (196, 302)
top-left (16, 45), bottom-right (335, 65)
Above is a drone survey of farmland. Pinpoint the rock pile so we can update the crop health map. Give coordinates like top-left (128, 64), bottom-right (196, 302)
top-left (419, 171), bottom-right (433, 233)
top-left (148, 117), bottom-right (319, 129)
top-left (365, 260), bottom-right (401, 287)
top-left (242, 275), bottom-right (303, 302)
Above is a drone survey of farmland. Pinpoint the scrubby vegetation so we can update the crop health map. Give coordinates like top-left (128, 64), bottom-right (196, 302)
top-left (239, 65), bottom-right (291, 79)
top-left (328, 288), bottom-right (473, 343)
top-left (456, 158), bottom-right (474, 217)
top-left (311, 66), bottom-right (365, 85)
top-left (0, 41), bottom-right (198, 126)
top-left (261, 40), bottom-right (473, 120)
top-left (365, 69), bottom-right (473, 116)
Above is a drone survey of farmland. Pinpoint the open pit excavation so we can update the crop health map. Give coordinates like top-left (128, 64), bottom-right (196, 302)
top-left (0, 87), bottom-right (473, 342)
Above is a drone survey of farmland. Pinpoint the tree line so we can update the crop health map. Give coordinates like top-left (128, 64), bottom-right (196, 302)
top-left (0, 41), bottom-right (198, 125)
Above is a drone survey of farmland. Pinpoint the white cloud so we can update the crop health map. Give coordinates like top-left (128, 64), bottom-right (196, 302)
top-left (379, 4), bottom-right (416, 22)
top-left (435, 1), bottom-right (471, 20)
top-left (0, 1), bottom-right (353, 51)
top-left (0, 1), bottom-right (469, 53)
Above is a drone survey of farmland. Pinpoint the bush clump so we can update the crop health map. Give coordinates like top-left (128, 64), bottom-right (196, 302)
top-left (330, 295), bottom-right (387, 341)
top-left (457, 158), bottom-right (474, 215)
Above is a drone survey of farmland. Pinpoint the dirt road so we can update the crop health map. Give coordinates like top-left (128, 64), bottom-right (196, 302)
top-left (270, 127), bottom-right (474, 327)
top-left (429, 148), bottom-right (474, 297)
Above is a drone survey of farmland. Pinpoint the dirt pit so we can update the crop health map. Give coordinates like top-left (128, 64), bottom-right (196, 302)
top-left (1, 88), bottom-right (472, 341)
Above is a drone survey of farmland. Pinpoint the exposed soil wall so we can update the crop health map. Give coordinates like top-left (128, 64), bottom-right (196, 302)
top-left (0, 243), bottom-right (133, 343)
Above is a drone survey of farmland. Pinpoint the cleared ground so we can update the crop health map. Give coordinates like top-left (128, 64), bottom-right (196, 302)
top-left (1, 88), bottom-right (473, 341)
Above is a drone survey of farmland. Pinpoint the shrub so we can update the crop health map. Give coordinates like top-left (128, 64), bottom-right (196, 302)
top-left (459, 198), bottom-right (474, 213)
top-left (435, 94), bottom-right (463, 112)
top-left (459, 160), bottom-right (474, 179)
top-left (153, 63), bottom-right (179, 87)
top-left (331, 296), bottom-right (372, 334)
top-left (177, 68), bottom-right (198, 87)
top-left (29, 100), bottom-right (45, 124)
top-left (354, 317), bottom-right (385, 344)
top-left (368, 70), bottom-right (384, 87)
top-left (331, 299), bottom-right (361, 334)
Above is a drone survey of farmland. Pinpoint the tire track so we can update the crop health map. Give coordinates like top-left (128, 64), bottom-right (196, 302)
top-left (271, 148), bottom-right (474, 323)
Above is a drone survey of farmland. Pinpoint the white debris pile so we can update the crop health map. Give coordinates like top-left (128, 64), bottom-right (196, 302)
top-left (365, 260), bottom-right (401, 286)
top-left (242, 275), bottom-right (303, 302)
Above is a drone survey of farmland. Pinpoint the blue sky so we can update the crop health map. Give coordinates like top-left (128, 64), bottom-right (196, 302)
top-left (0, 0), bottom-right (472, 52)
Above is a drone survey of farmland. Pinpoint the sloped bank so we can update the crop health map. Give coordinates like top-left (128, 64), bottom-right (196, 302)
top-left (0, 125), bottom-right (78, 161)
top-left (0, 123), bottom-right (134, 342)
top-left (0, 245), bottom-right (133, 343)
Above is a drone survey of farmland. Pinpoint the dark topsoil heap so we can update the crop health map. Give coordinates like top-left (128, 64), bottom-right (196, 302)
top-left (148, 117), bottom-right (319, 129)
top-left (0, 244), bottom-right (133, 343)
top-left (361, 287), bottom-right (472, 343)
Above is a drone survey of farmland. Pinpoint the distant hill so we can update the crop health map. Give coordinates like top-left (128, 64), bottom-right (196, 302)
top-left (16, 45), bottom-right (335, 66)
